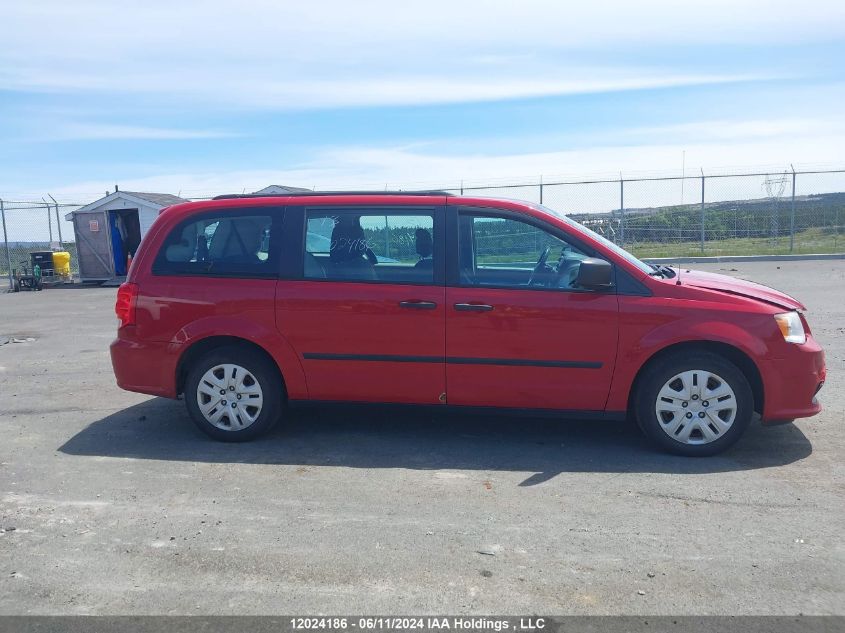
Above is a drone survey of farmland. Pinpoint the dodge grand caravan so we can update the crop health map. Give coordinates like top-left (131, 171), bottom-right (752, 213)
top-left (110, 191), bottom-right (826, 456)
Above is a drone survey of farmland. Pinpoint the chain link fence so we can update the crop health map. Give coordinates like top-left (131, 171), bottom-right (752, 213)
top-left (0, 200), bottom-right (82, 286)
top-left (2, 168), bottom-right (844, 288)
top-left (444, 168), bottom-right (845, 258)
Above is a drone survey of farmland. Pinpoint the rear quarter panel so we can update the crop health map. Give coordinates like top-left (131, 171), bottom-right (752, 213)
top-left (132, 277), bottom-right (308, 399)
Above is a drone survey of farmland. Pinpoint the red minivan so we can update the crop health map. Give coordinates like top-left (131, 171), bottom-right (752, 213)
top-left (110, 192), bottom-right (826, 456)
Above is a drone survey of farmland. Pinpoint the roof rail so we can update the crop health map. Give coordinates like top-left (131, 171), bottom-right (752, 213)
top-left (212, 190), bottom-right (452, 200)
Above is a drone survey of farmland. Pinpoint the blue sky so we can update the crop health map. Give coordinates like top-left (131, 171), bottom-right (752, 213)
top-left (1, 0), bottom-right (844, 201)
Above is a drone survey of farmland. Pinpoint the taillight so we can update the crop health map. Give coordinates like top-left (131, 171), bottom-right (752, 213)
top-left (115, 282), bottom-right (139, 328)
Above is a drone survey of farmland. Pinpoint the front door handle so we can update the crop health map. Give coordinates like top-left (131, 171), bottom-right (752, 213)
top-left (454, 303), bottom-right (494, 312)
top-left (399, 300), bottom-right (438, 310)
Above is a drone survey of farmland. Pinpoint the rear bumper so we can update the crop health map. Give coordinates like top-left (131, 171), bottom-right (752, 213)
top-left (110, 330), bottom-right (180, 399)
top-left (760, 337), bottom-right (826, 423)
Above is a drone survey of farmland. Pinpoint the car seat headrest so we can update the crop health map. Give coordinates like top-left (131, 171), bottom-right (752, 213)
top-left (166, 224), bottom-right (199, 261)
top-left (330, 218), bottom-right (369, 263)
top-left (415, 228), bottom-right (433, 258)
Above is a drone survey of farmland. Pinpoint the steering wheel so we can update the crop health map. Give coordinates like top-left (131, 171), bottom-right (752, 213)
top-left (527, 246), bottom-right (551, 286)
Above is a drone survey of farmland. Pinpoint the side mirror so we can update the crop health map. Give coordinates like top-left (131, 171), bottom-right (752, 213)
top-left (576, 258), bottom-right (612, 289)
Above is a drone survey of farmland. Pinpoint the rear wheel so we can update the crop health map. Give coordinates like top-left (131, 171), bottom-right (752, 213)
top-left (635, 352), bottom-right (753, 456)
top-left (184, 345), bottom-right (282, 442)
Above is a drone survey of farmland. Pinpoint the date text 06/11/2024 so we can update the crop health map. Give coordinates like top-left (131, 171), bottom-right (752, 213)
top-left (289, 618), bottom-right (547, 631)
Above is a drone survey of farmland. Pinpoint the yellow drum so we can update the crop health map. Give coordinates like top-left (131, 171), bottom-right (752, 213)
top-left (52, 251), bottom-right (71, 277)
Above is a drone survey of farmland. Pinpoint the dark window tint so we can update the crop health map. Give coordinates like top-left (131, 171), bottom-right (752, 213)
top-left (458, 214), bottom-right (593, 290)
top-left (154, 213), bottom-right (277, 277)
top-left (304, 211), bottom-right (435, 284)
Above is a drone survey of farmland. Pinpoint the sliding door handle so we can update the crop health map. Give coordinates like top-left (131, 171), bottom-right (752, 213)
top-left (399, 300), bottom-right (438, 310)
top-left (454, 303), bottom-right (494, 312)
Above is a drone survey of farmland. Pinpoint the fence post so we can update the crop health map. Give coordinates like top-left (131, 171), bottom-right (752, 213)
top-left (790, 166), bottom-right (796, 253)
top-left (49, 195), bottom-right (63, 246)
top-left (384, 214), bottom-right (390, 260)
top-left (619, 178), bottom-right (625, 247)
top-left (1, 199), bottom-right (12, 290)
top-left (539, 175), bottom-right (544, 205)
top-left (46, 201), bottom-right (53, 243)
top-left (700, 172), bottom-right (705, 254)
top-left (55, 204), bottom-right (63, 245)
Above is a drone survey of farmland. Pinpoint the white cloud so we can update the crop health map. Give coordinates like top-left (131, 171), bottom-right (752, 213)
top-left (1, 0), bottom-right (841, 108)
top-left (29, 120), bottom-right (845, 203)
top-left (619, 117), bottom-right (845, 143)
top-left (0, 63), bottom-right (767, 110)
top-left (199, 73), bottom-right (766, 110)
top-left (1, 2), bottom-right (842, 200)
top-left (40, 123), bottom-right (240, 141)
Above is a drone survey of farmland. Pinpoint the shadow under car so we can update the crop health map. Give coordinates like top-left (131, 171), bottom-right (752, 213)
top-left (59, 397), bottom-right (813, 486)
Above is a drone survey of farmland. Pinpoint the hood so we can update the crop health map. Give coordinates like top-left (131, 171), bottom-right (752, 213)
top-left (676, 268), bottom-right (806, 311)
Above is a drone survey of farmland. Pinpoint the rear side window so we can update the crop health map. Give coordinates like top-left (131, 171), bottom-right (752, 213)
top-left (153, 211), bottom-right (278, 277)
top-left (303, 210), bottom-right (435, 284)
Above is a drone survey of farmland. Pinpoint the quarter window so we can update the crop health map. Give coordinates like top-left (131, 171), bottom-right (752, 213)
top-left (154, 213), bottom-right (277, 277)
top-left (304, 210), bottom-right (435, 283)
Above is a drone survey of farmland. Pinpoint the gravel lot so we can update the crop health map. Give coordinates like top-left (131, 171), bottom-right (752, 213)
top-left (0, 260), bottom-right (843, 615)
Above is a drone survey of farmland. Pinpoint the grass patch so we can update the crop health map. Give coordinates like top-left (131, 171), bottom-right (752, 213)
top-left (628, 228), bottom-right (844, 258)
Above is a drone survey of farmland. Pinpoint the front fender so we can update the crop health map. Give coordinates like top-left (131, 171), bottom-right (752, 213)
top-left (638, 318), bottom-right (769, 359)
top-left (604, 309), bottom-right (772, 412)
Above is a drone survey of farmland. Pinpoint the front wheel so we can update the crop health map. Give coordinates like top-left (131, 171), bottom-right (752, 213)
top-left (184, 345), bottom-right (282, 442)
top-left (635, 352), bottom-right (754, 456)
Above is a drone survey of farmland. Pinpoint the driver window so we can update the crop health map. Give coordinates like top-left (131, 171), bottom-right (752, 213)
top-left (459, 214), bottom-right (589, 289)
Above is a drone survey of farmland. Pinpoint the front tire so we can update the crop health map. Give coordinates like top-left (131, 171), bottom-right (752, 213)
top-left (184, 345), bottom-right (282, 442)
top-left (635, 352), bottom-right (753, 456)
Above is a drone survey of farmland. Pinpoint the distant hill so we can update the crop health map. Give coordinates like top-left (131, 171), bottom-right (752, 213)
top-left (570, 191), bottom-right (845, 242)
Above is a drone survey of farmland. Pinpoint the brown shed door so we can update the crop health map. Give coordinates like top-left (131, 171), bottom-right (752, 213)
top-left (74, 211), bottom-right (114, 279)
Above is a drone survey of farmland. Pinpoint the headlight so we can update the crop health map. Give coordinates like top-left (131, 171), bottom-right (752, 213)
top-left (774, 311), bottom-right (806, 344)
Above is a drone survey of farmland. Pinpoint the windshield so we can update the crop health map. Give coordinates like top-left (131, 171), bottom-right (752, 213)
top-left (533, 203), bottom-right (653, 275)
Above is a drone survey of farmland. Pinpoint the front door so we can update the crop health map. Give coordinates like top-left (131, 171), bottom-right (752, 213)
top-left (445, 208), bottom-right (619, 412)
top-left (276, 206), bottom-right (446, 404)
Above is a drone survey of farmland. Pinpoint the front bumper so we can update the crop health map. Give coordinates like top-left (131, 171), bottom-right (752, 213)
top-left (110, 330), bottom-right (180, 399)
top-left (760, 336), bottom-right (826, 423)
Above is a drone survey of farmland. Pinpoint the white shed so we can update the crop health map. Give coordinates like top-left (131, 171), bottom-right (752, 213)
top-left (65, 190), bottom-right (187, 282)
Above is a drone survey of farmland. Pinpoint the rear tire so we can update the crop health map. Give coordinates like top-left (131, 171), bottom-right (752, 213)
top-left (635, 351), bottom-right (753, 456)
top-left (184, 345), bottom-right (282, 442)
